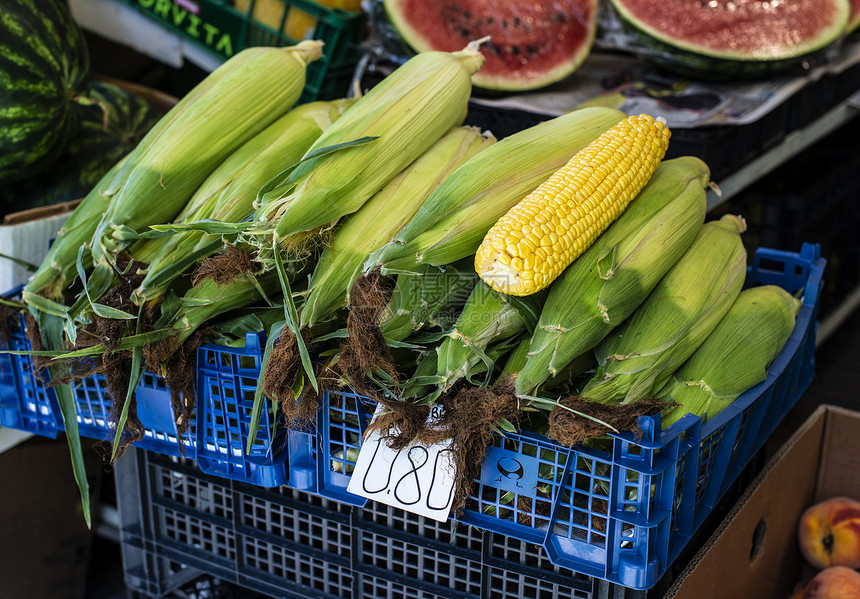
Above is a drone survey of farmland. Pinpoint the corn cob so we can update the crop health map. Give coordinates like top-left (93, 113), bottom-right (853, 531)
top-left (434, 282), bottom-right (545, 393)
top-left (581, 214), bottom-right (748, 405)
top-left (90, 41), bottom-right (322, 267)
top-left (252, 45), bottom-right (485, 251)
top-left (300, 126), bottom-right (495, 328)
top-left (365, 107), bottom-right (627, 273)
top-left (515, 157), bottom-right (710, 396)
top-left (131, 97), bottom-right (356, 307)
top-left (378, 260), bottom-right (478, 343)
top-left (168, 270), bottom-right (283, 347)
top-left (475, 114), bottom-right (671, 296)
top-left (22, 53), bottom-right (258, 305)
top-left (658, 285), bottom-right (800, 427)
top-left (23, 155), bottom-right (128, 303)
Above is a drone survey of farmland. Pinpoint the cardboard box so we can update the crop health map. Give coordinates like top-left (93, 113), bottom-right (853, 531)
top-left (0, 201), bottom-right (80, 292)
top-left (0, 435), bottom-right (103, 599)
top-left (664, 404), bottom-right (860, 599)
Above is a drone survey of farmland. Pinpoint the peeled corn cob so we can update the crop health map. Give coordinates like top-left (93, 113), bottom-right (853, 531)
top-left (658, 285), bottom-right (800, 427)
top-left (475, 114), bottom-right (671, 296)
top-left (365, 107), bottom-right (627, 273)
top-left (300, 126), bottom-right (495, 328)
top-left (516, 157), bottom-right (710, 395)
top-left (132, 97), bottom-right (355, 307)
top-left (90, 42), bottom-right (322, 266)
top-left (581, 214), bottom-right (748, 405)
top-left (253, 45), bottom-right (485, 250)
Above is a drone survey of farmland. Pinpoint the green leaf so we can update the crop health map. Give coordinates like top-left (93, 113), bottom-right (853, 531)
top-left (111, 346), bottom-right (143, 460)
top-left (503, 291), bottom-right (546, 336)
top-left (0, 252), bottom-right (38, 272)
top-left (23, 293), bottom-right (68, 318)
top-left (111, 224), bottom-right (141, 241)
top-left (258, 136), bottom-right (379, 203)
top-left (36, 312), bottom-right (90, 528)
top-left (148, 219), bottom-right (257, 236)
top-left (91, 303), bottom-right (136, 320)
top-left (273, 238), bottom-right (317, 392)
top-left (247, 321), bottom-right (287, 454)
top-left (498, 418), bottom-right (517, 433)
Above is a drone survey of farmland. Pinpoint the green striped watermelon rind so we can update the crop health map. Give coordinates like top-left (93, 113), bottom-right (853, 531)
top-left (0, 0), bottom-right (92, 184)
top-left (0, 81), bottom-right (161, 213)
top-left (607, 0), bottom-right (851, 81)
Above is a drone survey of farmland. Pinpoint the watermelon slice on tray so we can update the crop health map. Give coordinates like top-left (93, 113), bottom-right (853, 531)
top-left (606, 0), bottom-right (851, 80)
top-left (850, 0), bottom-right (860, 33)
top-left (382, 0), bottom-right (599, 92)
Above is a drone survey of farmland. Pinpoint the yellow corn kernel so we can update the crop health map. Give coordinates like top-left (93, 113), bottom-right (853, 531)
top-left (475, 114), bottom-right (671, 296)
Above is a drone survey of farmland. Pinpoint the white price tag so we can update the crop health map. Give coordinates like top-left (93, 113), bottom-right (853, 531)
top-left (347, 405), bottom-right (456, 522)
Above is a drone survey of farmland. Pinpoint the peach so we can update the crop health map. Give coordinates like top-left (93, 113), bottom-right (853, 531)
top-left (803, 566), bottom-right (860, 599)
top-left (798, 496), bottom-right (860, 570)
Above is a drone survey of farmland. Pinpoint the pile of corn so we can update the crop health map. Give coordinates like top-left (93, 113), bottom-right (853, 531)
top-left (14, 41), bottom-right (803, 522)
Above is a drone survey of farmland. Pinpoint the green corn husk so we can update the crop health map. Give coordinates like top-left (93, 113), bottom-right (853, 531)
top-left (300, 125), bottom-right (495, 328)
top-left (515, 156), bottom-right (710, 396)
top-left (169, 271), bottom-right (283, 347)
top-left (434, 281), bottom-right (545, 393)
top-left (132, 97), bottom-right (356, 307)
top-left (88, 41), bottom-right (322, 274)
top-left (365, 106), bottom-right (626, 272)
top-left (378, 259), bottom-right (478, 343)
top-left (658, 285), bottom-right (800, 427)
top-left (253, 44), bottom-right (486, 251)
top-left (581, 214), bottom-right (749, 405)
top-left (23, 155), bottom-right (129, 303)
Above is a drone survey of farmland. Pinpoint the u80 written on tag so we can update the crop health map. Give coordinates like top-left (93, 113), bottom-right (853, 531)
top-left (346, 405), bottom-right (456, 522)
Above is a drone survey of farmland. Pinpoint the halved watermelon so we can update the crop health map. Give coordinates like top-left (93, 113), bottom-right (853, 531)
top-left (382, 0), bottom-right (599, 92)
top-left (850, 0), bottom-right (860, 33)
top-left (0, 0), bottom-right (92, 184)
top-left (608, 0), bottom-right (850, 79)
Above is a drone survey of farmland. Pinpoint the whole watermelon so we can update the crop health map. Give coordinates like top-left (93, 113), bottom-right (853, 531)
top-left (0, 0), bottom-right (92, 184)
top-left (0, 81), bottom-right (162, 215)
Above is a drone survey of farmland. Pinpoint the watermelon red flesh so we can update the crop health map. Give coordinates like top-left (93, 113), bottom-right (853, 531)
top-left (384, 0), bottom-right (598, 91)
top-left (611, 0), bottom-right (849, 61)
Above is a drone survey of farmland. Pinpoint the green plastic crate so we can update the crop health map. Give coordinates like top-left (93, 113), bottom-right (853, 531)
top-left (115, 0), bottom-right (364, 101)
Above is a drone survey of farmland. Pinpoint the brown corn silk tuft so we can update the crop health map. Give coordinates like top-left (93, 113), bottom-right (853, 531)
top-left (0, 299), bottom-right (19, 346)
top-left (548, 396), bottom-right (668, 447)
top-left (192, 244), bottom-right (260, 286)
top-left (262, 328), bottom-right (322, 426)
top-left (418, 375), bottom-right (521, 514)
top-left (337, 271), bottom-right (435, 447)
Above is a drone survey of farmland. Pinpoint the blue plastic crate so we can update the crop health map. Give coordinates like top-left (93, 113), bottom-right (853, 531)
top-left (287, 388), bottom-right (373, 505)
top-left (0, 314), bottom-right (62, 438)
top-left (195, 331), bottom-right (288, 487)
top-left (0, 302), bottom-right (194, 454)
top-left (309, 243), bottom-right (824, 590)
top-left (72, 369), bottom-right (195, 456)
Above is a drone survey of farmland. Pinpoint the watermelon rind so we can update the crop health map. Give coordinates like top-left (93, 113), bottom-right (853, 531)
top-left (848, 0), bottom-right (860, 33)
top-left (0, 0), bottom-right (92, 184)
top-left (607, 0), bottom-right (850, 80)
top-left (0, 81), bottom-right (161, 215)
top-left (381, 0), bottom-right (599, 92)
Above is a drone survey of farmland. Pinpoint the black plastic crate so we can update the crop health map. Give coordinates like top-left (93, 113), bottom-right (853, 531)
top-left (712, 116), bottom-right (860, 318)
top-left (116, 446), bottom-right (765, 599)
top-left (116, 449), bottom-right (649, 599)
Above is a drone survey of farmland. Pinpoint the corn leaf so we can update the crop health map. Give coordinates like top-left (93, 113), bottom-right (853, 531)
top-left (272, 238), bottom-right (317, 392)
top-left (246, 320), bottom-right (286, 453)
